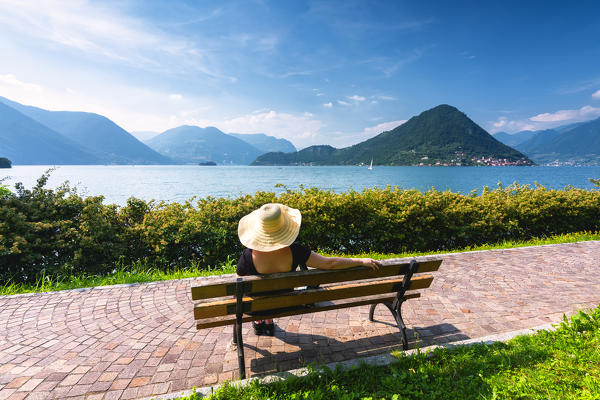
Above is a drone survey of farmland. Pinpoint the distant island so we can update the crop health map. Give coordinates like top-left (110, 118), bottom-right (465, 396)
top-left (252, 105), bottom-right (533, 166)
top-left (198, 161), bottom-right (217, 166)
top-left (0, 157), bottom-right (11, 168)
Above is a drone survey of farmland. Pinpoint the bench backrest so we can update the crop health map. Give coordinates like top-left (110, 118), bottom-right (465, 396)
top-left (191, 256), bottom-right (442, 329)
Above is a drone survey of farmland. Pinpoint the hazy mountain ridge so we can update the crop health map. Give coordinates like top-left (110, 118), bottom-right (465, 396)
top-left (253, 105), bottom-right (532, 166)
top-left (229, 133), bottom-right (296, 154)
top-left (492, 119), bottom-right (599, 165)
top-left (146, 126), bottom-right (264, 165)
top-left (0, 101), bottom-right (101, 165)
top-left (0, 97), bottom-right (171, 164)
top-left (492, 131), bottom-right (537, 147)
top-left (3, 93), bottom-right (596, 167)
top-left (515, 117), bottom-right (600, 165)
top-left (0, 96), bottom-right (296, 165)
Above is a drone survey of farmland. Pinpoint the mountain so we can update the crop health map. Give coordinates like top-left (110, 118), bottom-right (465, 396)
top-left (493, 130), bottom-right (537, 147)
top-left (253, 145), bottom-right (337, 165)
top-left (0, 101), bottom-right (101, 165)
top-left (0, 97), bottom-right (171, 164)
top-left (229, 133), bottom-right (296, 154)
top-left (554, 121), bottom-right (586, 133)
top-left (0, 157), bottom-right (12, 168)
top-left (516, 117), bottom-right (600, 164)
top-left (494, 121), bottom-right (588, 155)
top-left (253, 105), bottom-right (532, 166)
top-left (131, 130), bottom-right (160, 142)
top-left (146, 126), bottom-right (263, 164)
top-left (515, 129), bottom-right (563, 154)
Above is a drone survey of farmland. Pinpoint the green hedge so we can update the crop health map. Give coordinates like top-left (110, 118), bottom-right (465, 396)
top-left (1, 172), bottom-right (600, 283)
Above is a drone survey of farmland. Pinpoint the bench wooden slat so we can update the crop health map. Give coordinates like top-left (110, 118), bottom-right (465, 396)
top-left (191, 258), bottom-right (441, 300)
top-left (193, 274), bottom-right (433, 319)
top-left (196, 292), bottom-right (421, 329)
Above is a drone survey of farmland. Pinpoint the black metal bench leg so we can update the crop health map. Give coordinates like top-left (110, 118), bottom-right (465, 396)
top-left (235, 322), bottom-right (245, 379)
top-left (234, 278), bottom-right (246, 380)
top-left (368, 303), bottom-right (377, 321)
top-left (370, 300), bottom-right (409, 350)
top-left (393, 299), bottom-right (408, 350)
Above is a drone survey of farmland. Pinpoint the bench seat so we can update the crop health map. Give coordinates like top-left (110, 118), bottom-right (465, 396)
top-left (191, 256), bottom-right (442, 378)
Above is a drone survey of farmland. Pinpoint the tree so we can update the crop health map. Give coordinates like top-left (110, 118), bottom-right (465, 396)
top-left (0, 157), bottom-right (11, 168)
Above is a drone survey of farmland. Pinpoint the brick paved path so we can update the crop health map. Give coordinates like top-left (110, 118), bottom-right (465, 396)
top-left (1, 241), bottom-right (599, 400)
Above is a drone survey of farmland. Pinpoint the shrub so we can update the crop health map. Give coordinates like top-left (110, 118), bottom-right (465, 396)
top-left (1, 174), bottom-right (600, 284)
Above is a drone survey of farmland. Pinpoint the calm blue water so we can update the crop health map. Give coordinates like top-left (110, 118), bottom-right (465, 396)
top-left (2, 165), bottom-right (600, 206)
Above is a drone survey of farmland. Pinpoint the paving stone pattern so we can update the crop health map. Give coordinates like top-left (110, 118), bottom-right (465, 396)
top-left (1, 241), bottom-right (599, 399)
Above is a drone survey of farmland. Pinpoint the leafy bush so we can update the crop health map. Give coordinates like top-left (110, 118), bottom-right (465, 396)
top-left (1, 174), bottom-right (600, 284)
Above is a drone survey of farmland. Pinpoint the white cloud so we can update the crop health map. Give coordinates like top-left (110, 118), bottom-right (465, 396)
top-left (380, 49), bottom-right (424, 78)
top-left (0, 74), bottom-right (218, 135)
top-left (593, 89), bottom-right (600, 99)
top-left (169, 94), bottom-right (183, 101)
top-left (328, 120), bottom-right (408, 148)
top-left (0, 0), bottom-right (233, 80)
top-left (362, 120), bottom-right (407, 137)
top-left (323, 102), bottom-right (333, 108)
top-left (375, 95), bottom-right (396, 101)
top-left (488, 105), bottom-right (600, 133)
top-left (278, 70), bottom-right (313, 79)
top-left (337, 100), bottom-right (350, 106)
top-left (348, 95), bottom-right (366, 102)
top-left (488, 116), bottom-right (537, 133)
top-left (207, 110), bottom-right (326, 149)
top-left (0, 74), bottom-right (42, 92)
top-left (529, 105), bottom-right (600, 122)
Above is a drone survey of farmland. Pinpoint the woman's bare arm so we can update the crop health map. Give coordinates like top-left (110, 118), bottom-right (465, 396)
top-left (306, 252), bottom-right (380, 270)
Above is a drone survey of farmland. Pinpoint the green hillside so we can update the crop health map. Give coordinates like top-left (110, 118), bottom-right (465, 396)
top-left (253, 105), bottom-right (533, 166)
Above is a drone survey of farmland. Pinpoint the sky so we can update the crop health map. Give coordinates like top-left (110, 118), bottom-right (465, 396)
top-left (1, 0), bottom-right (599, 149)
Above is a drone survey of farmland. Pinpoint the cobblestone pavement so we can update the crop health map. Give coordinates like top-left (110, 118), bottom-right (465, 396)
top-left (1, 241), bottom-right (599, 399)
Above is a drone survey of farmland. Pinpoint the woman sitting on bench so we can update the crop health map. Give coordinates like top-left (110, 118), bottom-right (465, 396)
top-left (237, 203), bottom-right (381, 336)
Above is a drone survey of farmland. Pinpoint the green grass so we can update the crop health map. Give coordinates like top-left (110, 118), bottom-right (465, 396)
top-left (320, 230), bottom-right (600, 260)
top-left (172, 305), bottom-right (600, 400)
top-left (1, 231), bottom-right (598, 296)
top-left (0, 258), bottom-right (237, 296)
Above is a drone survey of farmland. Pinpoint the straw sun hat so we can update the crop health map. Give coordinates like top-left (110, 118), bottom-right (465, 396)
top-left (238, 203), bottom-right (301, 251)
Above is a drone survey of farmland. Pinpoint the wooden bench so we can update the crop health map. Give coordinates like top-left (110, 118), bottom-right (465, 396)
top-left (191, 256), bottom-right (442, 379)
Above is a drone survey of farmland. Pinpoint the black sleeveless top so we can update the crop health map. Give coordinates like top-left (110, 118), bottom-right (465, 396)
top-left (236, 242), bottom-right (312, 276)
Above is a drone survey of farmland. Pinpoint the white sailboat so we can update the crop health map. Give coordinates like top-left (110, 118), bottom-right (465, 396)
top-left (368, 158), bottom-right (373, 170)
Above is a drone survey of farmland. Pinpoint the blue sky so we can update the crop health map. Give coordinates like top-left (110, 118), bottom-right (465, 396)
top-left (1, 0), bottom-right (599, 149)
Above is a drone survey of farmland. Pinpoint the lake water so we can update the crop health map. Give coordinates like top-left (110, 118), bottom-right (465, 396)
top-left (2, 165), bottom-right (600, 206)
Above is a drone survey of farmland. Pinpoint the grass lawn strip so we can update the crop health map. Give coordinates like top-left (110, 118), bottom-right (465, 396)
top-left (159, 305), bottom-right (600, 400)
top-left (1, 231), bottom-right (599, 296)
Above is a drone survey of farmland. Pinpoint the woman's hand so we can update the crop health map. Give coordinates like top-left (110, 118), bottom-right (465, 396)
top-left (360, 258), bottom-right (381, 270)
